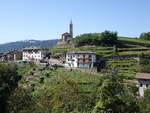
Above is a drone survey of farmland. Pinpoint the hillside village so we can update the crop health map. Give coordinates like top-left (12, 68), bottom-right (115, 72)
top-left (1, 21), bottom-right (150, 94)
top-left (1, 21), bottom-right (150, 113)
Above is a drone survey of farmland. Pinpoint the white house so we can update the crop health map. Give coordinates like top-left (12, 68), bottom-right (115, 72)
top-left (65, 51), bottom-right (97, 68)
top-left (22, 46), bottom-right (49, 61)
top-left (136, 73), bottom-right (150, 96)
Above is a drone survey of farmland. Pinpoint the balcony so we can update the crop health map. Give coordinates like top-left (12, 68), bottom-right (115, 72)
top-left (77, 61), bottom-right (92, 64)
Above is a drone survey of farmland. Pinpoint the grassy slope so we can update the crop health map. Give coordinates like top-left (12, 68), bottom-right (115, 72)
top-left (17, 65), bottom-right (102, 97)
top-left (119, 37), bottom-right (150, 44)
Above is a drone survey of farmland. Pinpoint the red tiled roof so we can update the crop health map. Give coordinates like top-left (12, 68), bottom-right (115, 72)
top-left (136, 73), bottom-right (150, 80)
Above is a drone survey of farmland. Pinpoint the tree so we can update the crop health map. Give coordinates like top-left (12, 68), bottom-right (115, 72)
top-left (100, 30), bottom-right (118, 46)
top-left (0, 63), bottom-right (21, 113)
top-left (93, 74), bottom-right (139, 113)
top-left (73, 31), bottom-right (118, 47)
top-left (93, 74), bottom-right (124, 113)
top-left (140, 32), bottom-right (150, 40)
top-left (7, 87), bottom-right (35, 113)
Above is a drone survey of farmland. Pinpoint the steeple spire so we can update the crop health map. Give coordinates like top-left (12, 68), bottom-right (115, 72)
top-left (70, 19), bottom-right (72, 25)
top-left (69, 19), bottom-right (73, 38)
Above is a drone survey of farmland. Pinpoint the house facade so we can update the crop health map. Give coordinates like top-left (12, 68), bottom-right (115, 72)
top-left (65, 51), bottom-right (96, 68)
top-left (22, 46), bottom-right (49, 61)
top-left (0, 50), bottom-right (22, 62)
top-left (136, 73), bottom-right (150, 96)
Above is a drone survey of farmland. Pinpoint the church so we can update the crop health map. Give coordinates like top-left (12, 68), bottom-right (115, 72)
top-left (61, 20), bottom-right (73, 42)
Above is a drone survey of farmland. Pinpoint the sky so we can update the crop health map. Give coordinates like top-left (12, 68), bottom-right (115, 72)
top-left (0, 0), bottom-right (150, 44)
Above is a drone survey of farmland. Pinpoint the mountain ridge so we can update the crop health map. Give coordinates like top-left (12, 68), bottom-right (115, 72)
top-left (0, 39), bottom-right (59, 53)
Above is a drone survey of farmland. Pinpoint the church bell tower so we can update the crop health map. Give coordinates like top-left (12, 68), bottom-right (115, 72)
top-left (69, 20), bottom-right (73, 38)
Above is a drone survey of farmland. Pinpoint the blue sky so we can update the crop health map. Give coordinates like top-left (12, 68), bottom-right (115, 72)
top-left (0, 0), bottom-right (150, 44)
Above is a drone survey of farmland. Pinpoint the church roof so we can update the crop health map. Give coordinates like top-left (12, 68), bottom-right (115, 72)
top-left (62, 32), bottom-right (71, 35)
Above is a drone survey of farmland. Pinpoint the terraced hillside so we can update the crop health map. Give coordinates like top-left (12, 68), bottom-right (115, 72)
top-left (50, 37), bottom-right (150, 58)
top-left (105, 59), bottom-right (140, 79)
top-left (50, 37), bottom-right (150, 79)
top-left (117, 37), bottom-right (150, 56)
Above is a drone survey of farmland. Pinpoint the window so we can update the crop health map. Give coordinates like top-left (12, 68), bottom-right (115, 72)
top-left (89, 64), bottom-right (91, 67)
top-left (83, 59), bottom-right (85, 62)
top-left (146, 84), bottom-right (149, 88)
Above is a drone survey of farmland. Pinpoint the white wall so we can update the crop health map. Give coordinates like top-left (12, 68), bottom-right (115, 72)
top-left (23, 50), bottom-right (48, 61)
top-left (138, 79), bottom-right (150, 96)
top-left (66, 53), bottom-right (96, 68)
